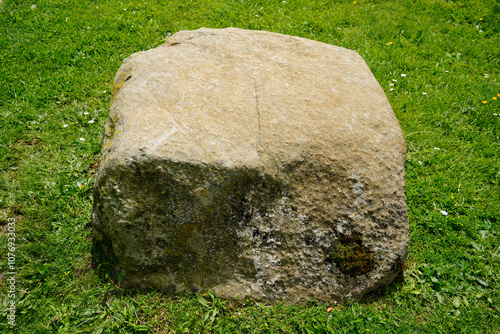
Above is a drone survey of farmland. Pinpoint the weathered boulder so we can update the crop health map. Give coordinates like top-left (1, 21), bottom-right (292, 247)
top-left (92, 27), bottom-right (408, 304)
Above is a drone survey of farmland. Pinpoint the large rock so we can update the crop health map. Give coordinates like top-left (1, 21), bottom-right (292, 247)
top-left (92, 28), bottom-right (408, 304)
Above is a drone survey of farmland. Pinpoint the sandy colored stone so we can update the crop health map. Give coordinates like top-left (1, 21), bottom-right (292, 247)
top-left (92, 28), bottom-right (408, 304)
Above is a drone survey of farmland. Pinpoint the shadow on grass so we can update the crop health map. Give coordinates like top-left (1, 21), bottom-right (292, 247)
top-left (90, 235), bottom-right (122, 285)
top-left (359, 260), bottom-right (407, 305)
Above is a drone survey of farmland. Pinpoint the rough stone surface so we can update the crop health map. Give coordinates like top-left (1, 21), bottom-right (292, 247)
top-left (92, 27), bottom-right (408, 304)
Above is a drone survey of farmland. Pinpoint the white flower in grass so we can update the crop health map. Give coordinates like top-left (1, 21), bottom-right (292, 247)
top-left (63, 124), bottom-right (68, 128)
top-left (79, 138), bottom-right (85, 141)
top-left (434, 147), bottom-right (440, 150)
top-left (88, 120), bottom-right (95, 124)
top-left (422, 92), bottom-right (427, 95)
top-left (390, 88), bottom-right (394, 91)
top-left (401, 74), bottom-right (407, 77)
top-left (392, 79), bottom-right (397, 82)
top-left (440, 210), bottom-right (448, 216)
top-left (484, 74), bottom-right (489, 78)
top-left (83, 112), bottom-right (89, 115)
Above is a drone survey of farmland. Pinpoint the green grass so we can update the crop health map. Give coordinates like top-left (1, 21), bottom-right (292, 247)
top-left (0, 0), bottom-right (499, 332)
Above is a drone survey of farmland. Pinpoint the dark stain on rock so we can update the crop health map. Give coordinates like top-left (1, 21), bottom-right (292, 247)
top-left (303, 232), bottom-right (315, 246)
top-left (93, 159), bottom-right (286, 290)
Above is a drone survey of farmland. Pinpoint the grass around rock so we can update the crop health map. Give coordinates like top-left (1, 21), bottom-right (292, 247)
top-left (0, 0), bottom-right (499, 332)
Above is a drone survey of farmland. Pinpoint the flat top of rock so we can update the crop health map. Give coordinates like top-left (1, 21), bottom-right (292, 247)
top-left (105, 28), bottom-right (404, 171)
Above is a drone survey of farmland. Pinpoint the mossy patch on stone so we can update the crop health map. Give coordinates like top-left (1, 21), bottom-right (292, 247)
top-left (326, 232), bottom-right (375, 277)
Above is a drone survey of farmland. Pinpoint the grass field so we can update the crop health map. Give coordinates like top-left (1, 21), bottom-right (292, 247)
top-left (0, 0), bottom-right (499, 332)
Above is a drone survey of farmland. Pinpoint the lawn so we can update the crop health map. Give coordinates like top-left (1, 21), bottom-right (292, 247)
top-left (0, 0), bottom-right (499, 332)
